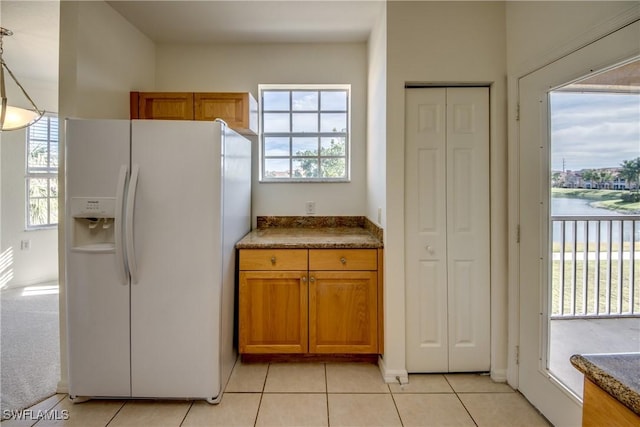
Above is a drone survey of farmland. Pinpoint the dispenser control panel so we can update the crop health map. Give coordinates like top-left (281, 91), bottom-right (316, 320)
top-left (71, 197), bottom-right (116, 218)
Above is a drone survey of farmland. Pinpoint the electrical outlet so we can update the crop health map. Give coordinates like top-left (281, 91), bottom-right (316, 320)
top-left (305, 201), bottom-right (316, 215)
top-left (21, 239), bottom-right (31, 251)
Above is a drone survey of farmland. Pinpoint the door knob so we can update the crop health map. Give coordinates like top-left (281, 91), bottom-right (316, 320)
top-left (426, 246), bottom-right (435, 254)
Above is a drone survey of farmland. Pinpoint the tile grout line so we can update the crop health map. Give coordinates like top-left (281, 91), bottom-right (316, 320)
top-left (388, 382), bottom-right (405, 427)
top-left (253, 363), bottom-right (271, 427)
top-left (324, 363), bottom-right (330, 427)
top-left (443, 375), bottom-right (479, 427)
top-left (177, 400), bottom-right (194, 427)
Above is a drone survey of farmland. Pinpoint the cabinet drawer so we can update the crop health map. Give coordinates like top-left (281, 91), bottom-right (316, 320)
top-left (309, 249), bottom-right (377, 271)
top-left (239, 249), bottom-right (308, 271)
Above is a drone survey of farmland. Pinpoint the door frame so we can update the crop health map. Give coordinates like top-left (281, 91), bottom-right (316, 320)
top-left (511, 19), bottom-right (639, 426)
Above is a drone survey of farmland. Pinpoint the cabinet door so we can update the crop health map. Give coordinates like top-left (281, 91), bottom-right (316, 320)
top-left (239, 271), bottom-right (308, 354)
top-left (195, 93), bottom-right (257, 135)
top-left (133, 92), bottom-right (194, 120)
top-left (309, 271), bottom-right (378, 353)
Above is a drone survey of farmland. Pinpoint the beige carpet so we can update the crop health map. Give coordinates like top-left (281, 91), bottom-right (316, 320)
top-left (1, 283), bottom-right (60, 417)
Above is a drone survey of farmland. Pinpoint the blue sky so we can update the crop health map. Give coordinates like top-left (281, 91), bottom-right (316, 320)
top-left (550, 91), bottom-right (640, 171)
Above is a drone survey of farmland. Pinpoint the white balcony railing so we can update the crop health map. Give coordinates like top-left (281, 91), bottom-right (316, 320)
top-left (551, 216), bottom-right (639, 318)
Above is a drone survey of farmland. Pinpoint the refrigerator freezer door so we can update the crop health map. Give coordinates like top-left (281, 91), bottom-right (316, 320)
top-left (129, 120), bottom-right (223, 399)
top-left (65, 119), bottom-right (131, 398)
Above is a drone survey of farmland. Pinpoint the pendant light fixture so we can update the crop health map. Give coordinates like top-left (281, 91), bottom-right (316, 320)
top-left (0, 27), bottom-right (44, 131)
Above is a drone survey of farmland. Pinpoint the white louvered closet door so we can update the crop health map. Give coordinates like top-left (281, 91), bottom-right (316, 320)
top-left (405, 87), bottom-right (490, 372)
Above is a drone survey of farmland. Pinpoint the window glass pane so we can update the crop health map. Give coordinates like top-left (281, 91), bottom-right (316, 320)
top-left (264, 158), bottom-right (290, 178)
top-left (292, 91), bottom-right (318, 111)
top-left (263, 91), bottom-right (289, 111)
top-left (293, 158), bottom-right (319, 178)
top-left (320, 158), bottom-right (346, 178)
top-left (292, 137), bottom-right (318, 156)
top-left (50, 197), bottom-right (59, 223)
top-left (292, 113), bottom-right (318, 132)
top-left (321, 137), bottom-right (346, 156)
top-left (29, 198), bottom-right (49, 226)
top-left (264, 113), bottom-right (290, 132)
top-left (50, 178), bottom-right (58, 198)
top-left (321, 91), bottom-right (347, 111)
top-left (321, 113), bottom-right (347, 133)
top-left (28, 141), bottom-right (49, 169)
top-left (265, 137), bottom-right (290, 156)
top-left (260, 87), bottom-right (349, 181)
top-left (29, 178), bottom-right (49, 198)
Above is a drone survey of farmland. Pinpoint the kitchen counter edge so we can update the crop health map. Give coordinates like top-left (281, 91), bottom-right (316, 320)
top-left (570, 353), bottom-right (640, 416)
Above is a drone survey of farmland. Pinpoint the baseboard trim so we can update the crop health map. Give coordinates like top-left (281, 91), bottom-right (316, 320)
top-left (491, 368), bottom-right (508, 383)
top-left (378, 356), bottom-right (409, 384)
top-left (56, 380), bottom-right (68, 394)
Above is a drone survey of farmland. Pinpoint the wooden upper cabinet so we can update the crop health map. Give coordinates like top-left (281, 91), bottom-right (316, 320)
top-left (131, 92), bottom-right (194, 120)
top-left (130, 91), bottom-right (257, 135)
top-left (195, 93), bottom-right (257, 135)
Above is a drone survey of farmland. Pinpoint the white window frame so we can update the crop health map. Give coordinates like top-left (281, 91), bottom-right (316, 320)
top-left (25, 114), bottom-right (58, 229)
top-left (259, 84), bottom-right (351, 182)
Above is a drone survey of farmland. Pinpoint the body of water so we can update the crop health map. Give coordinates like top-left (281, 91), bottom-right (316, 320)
top-left (551, 197), bottom-right (623, 216)
top-left (551, 197), bottom-right (638, 245)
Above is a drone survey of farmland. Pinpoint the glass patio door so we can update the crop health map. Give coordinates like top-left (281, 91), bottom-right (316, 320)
top-left (517, 20), bottom-right (639, 427)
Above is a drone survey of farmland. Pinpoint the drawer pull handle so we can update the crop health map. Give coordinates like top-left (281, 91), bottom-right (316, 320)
top-left (340, 257), bottom-right (347, 265)
top-left (271, 256), bottom-right (276, 265)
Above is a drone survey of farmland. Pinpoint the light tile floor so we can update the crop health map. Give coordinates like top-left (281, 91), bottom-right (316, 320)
top-left (2, 362), bottom-right (552, 427)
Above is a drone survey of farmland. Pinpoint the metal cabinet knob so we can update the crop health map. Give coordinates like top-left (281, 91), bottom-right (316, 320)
top-left (340, 257), bottom-right (347, 265)
top-left (271, 256), bottom-right (276, 265)
top-left (309, 277), bottom-right (315, 283)
top-left (426, 246), bottom-right (435, 254)
top-left (301, 276), bottom-right (307, 283)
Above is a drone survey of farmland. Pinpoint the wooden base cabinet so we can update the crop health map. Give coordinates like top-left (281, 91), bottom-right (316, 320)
top-left (239, 271), bottom-right (308, 354)
top-left (239, 248), bottom-right (382, 355)
top-left (582, 378), bottom-right (640, 427)
top-left (309, 271), bottom-right (378, 353)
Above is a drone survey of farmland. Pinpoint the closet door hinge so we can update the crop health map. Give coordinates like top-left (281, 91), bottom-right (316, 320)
top-left (515, 345), bottom-right (520, 365)
top-left (516, 104), bottom-right (520, 121)
top-left (516, 224), bottom-right (521, 243)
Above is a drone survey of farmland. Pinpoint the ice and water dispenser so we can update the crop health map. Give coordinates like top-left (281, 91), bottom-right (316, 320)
top-left (70, 197), bottom-right (117, 252)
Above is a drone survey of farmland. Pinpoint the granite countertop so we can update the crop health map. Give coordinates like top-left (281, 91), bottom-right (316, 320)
top-left (236, 216), bottom-right (383, 249)
top-left (570, 353), bottom-right (640, 415)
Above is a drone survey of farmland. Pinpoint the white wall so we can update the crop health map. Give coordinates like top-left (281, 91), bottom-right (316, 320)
top-left (155, 43), bottom-right (368, 223)
top-left (384, 1), bottom-right (508, 381)
top-left (59, 1), bottom-right (156, 119)
top-left (0, 1), bottom-right (59, 289)
top-left (367, 5), bottom-right (387, 230)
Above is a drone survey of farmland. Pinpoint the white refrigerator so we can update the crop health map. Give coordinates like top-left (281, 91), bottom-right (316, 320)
top-left (65, 119), bottom-right (251, 403)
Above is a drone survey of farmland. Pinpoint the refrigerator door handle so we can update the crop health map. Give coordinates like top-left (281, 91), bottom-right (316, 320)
top-left (114, 164), bottom-right (129, 285)
top-left (126, 164), bottom-right (140, 284)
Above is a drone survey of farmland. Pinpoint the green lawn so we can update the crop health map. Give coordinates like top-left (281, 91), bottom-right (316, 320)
top-left (551, 258), bottom-right (640, 316)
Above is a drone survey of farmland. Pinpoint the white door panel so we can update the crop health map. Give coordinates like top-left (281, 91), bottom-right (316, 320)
top-left (406, 88), bottom-right (490, 373)
top-left (66, 252), bottom-right (131, 397)
top-left (65, 119), bottom-right (131, 398)
top-left (130, 120), bottom-right (222, 399)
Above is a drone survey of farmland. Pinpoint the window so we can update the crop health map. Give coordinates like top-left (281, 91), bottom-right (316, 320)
top-left (260, 85), bottom-right (350, 181)
top-left (26, 115), bottom-right (58, 229)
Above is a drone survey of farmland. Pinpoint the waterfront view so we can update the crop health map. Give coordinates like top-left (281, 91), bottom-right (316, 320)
top-left (547, 62), bottom-right (639, 398)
